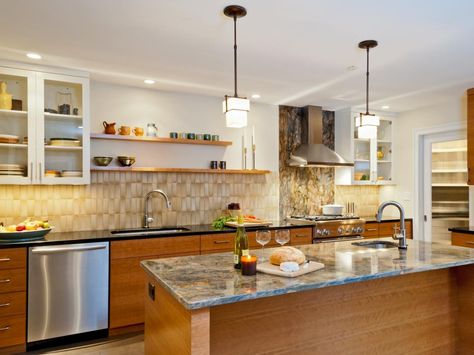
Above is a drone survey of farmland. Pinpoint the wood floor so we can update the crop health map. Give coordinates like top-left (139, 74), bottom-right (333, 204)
top-left (22, 333), bottom-right (144, 355)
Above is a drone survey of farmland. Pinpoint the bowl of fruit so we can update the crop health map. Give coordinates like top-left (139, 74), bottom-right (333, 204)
top-left (0, 218), bottom-right (53, 242)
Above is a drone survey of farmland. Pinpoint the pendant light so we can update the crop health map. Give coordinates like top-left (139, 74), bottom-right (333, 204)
top-left (356, 40), bottom-right (379, 139)
top-left (222, 5), bottom-right (249, 128)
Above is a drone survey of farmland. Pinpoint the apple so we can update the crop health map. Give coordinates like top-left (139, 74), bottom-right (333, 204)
top-left (16, 224), bottom-right (26, 232)
top-left (25, 222), bottom-right (37, 231)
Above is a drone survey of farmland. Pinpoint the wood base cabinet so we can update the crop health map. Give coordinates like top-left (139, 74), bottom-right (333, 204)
top-left (110, 236), bottom-right (200, 330)
top-left (363, 220), bottom-right (413, 239)
top-left (0, 248), bottom-right (26, 350)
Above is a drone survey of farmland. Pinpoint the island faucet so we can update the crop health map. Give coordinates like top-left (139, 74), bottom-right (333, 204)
top-left (376, 200), bottom-right (408, 249)
top-left (143, 189), bottom-right (172, 228)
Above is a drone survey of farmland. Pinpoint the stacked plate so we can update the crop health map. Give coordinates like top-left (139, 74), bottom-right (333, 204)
top-left (61, 170), bottom-right (82, 177)
top-left (49, 138), bottom-right (81, 147)
top-left (0, 163), bottom-right (25, 176)
top-left (0, 134), bottom-right (20, 144)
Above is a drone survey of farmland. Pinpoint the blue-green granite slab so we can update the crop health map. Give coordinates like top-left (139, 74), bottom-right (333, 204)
top-left (141, 239), bottom-right (474, 310)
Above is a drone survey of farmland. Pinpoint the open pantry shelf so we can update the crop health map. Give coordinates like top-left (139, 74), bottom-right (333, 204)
top-left (90, 133), bottom-right (232, 146)
top-left (90, 167), bottom-right (270, 175)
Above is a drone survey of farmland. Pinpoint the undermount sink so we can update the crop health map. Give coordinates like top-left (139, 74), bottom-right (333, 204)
top-left (352, 240), bottom-right (399, 249)
top-left (111, 227), bottom-right (190, 237)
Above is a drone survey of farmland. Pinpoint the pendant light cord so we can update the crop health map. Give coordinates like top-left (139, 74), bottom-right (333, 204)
top-left (365, 47), bottom-right (370, 115)
top-left (233, 15), bottom-right (238, 97)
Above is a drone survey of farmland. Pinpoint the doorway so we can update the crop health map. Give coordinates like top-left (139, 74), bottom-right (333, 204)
top-left (415, 124), bottom-right (468, 243)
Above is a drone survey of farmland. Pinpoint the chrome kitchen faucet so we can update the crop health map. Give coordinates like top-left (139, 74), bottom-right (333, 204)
top-left (143, 189), bottom-right (172, 228)
top-left (376, 200), bottom-right (407, 249)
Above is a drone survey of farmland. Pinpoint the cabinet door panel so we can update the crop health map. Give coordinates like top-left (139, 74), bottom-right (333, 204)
top-left (0, 67), bottom-right (36, 185)
top-left (110, 251), bottom-right (198, 329)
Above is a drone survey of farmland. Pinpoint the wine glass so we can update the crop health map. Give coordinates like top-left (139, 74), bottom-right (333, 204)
top-left (275, 229), bottom-right (290, 246)
top-left (256, 230), bottom-right (271, 261)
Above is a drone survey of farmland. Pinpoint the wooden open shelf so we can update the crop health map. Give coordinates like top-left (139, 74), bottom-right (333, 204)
top-left (91, 167), bottom-right (270, 175)
top-left (90, 133), bottom-right (232, 146)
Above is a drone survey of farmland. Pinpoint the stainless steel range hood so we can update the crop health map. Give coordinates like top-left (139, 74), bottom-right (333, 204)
top-left (288, 106), bottom-right (353, 167)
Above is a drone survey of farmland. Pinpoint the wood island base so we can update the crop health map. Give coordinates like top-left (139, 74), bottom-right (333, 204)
top-left (145, 265), bottom-right (474, 355)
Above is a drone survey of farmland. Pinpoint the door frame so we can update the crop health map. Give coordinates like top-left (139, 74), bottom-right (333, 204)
top-left (414, 122), bottom-right (466, 241)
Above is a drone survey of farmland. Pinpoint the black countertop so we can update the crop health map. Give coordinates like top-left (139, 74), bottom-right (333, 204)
top-left (361, 216), bottom-right (413, 223)
top-left (0, 221), bottom-right (306, 248)
top-left (449, 227), bottom-right (474, 235)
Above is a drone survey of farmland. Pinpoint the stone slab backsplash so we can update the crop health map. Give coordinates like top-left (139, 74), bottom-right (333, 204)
top-left (0, 171), bottom-right (279, 233)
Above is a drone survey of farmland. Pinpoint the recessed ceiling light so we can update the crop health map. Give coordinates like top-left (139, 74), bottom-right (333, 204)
top-left (347, 65), bottom-right (357, 71)
top-left (251, 94), bottom-right (260, 99)
top-left (26, 52), bottom-right (41, 60)
top-left (381, 105), bottom-right (390, 110)
top-left (144, 79), bottom-right (155, 84)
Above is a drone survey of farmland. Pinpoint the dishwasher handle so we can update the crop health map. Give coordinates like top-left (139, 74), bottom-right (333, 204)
top-left (31, 244), bottom-right (107, 255)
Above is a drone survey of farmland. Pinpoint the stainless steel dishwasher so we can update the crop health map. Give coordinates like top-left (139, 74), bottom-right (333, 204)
top-left (27, 242), bottom-right (109, 345)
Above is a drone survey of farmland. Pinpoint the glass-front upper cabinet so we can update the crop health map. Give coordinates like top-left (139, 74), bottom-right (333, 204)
top-left (36, 73), bottom-right (90, 184)
top-left (0, 67), bottom-right (36, 184)
top-left (335, 108), bottom-right (396, 186)
top-left (0, 66), bottom-right (90, 185)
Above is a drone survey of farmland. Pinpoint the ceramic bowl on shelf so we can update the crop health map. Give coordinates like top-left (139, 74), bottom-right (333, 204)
top-left (94, 156), bottom-right (113, 166)
top-left (117, 156), bottom-right (136, 167)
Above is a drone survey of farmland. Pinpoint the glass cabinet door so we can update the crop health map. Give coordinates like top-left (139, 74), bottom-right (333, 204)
top-left (0, 67), bottom-right (36, 184)
top-left (37, 73), bottom-right (90, 184)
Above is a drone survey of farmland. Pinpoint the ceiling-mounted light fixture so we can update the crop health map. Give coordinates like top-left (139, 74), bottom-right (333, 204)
top-left (222, 5), bottom-right (249, 128)
top-left (356, 40), bottom-right (379, 139)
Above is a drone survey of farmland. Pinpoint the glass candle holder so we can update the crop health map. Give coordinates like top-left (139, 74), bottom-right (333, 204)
top-left (241, 255), bottom-right (257, 276)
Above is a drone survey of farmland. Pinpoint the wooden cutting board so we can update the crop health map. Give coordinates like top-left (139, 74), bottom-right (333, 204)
top-left (225, 221), bottom-right (272, 228)
top-left (257, 261), bottom-right (324, 278)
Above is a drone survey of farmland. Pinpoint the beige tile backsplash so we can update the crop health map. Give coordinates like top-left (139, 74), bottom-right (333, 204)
top-left (334, 185), bottom-right (380, 217)
top-left (0, 172), bottom-right (279, 233)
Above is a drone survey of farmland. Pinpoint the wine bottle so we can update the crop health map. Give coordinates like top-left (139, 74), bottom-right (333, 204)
top-left (234, 215), bottom-right (249, 269)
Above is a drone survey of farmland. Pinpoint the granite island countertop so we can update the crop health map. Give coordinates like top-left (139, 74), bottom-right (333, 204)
top-left (141, 238), bottom-right (474, 310)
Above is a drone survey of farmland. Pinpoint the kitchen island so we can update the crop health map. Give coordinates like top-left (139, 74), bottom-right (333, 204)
top-left (141, 239), bottom-right (474, 354)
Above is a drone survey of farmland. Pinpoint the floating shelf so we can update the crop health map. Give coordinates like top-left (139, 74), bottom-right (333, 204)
top-left (354, 159), bottom-right (370, 162)
top-left (90, 133), bottom-right (232, 146)
top-left (432, 168), bottom-right (468, 173)
top-left (432, 183), bottom-right (468, 187)
top-left (45, 145), bottom-right (83, 151)
top-left (377, 140), bottom-right (391, 144)
top-left (432, 148), bottom-right (467, 153)
top-left (90, 167), bottom-right (270, 174)
top-left (44, 112), bottom-right (83, 120)
top-left (0, 143), bottom-right (27, 149)
top-left (377, 160), bottom-right (391, 163)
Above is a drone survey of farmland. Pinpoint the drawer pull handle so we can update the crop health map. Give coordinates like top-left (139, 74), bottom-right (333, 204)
top-left (465, 241), bottom-right (474, 245)
top-left (366, 228), bottom-right (378, 231)
top-left (0, 279), bottom-right (10, 284)
top-left (295, 234), bottom-right (307, 238)
top-left (213, 240), bottom-right (230, 244)
top-left (0, 258), bottom-right (11, 262)
top-left (0, 326), bottom-right (10, 332)
top-left (0, 303), bottom-right (10, 308)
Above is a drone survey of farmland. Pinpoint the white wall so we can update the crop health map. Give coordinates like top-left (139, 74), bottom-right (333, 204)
top-left (380, 96), bottom-right (467, 218)
top-left (89, 81), bottom-right (279, 171)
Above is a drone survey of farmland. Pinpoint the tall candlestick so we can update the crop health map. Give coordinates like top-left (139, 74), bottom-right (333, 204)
top-left (242, 134), bottom-right (247, 169)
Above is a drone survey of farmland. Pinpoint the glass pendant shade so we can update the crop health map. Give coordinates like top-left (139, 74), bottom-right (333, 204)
top-left (356, 113), bottom-right (379, 139)
top-left (223, 96), bottom-right (250, 128)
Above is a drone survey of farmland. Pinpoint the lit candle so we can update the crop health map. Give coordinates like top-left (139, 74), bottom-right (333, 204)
top-left (241, 255), bottom-right (258, 276)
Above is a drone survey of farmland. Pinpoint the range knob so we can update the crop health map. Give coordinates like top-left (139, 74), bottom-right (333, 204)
top-left (345, 226), bottom-right (352, 234)
top-left (352, 227), bottom-right (359, 234)
top-left (322, 229), bottom-right (330, 236)
top-left (315, 229), bottom-right (322, 236)
top-left (357, 227), bottom-right (364, 234)
top-left (337, 227), bottom-right (344, 234)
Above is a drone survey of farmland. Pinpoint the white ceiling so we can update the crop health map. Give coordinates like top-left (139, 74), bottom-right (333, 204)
top-left (1, 0), bottom-right (474, 112)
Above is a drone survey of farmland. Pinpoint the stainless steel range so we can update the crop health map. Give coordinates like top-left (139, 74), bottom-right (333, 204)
top-left (287, 215), bottom-right (366, 243)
